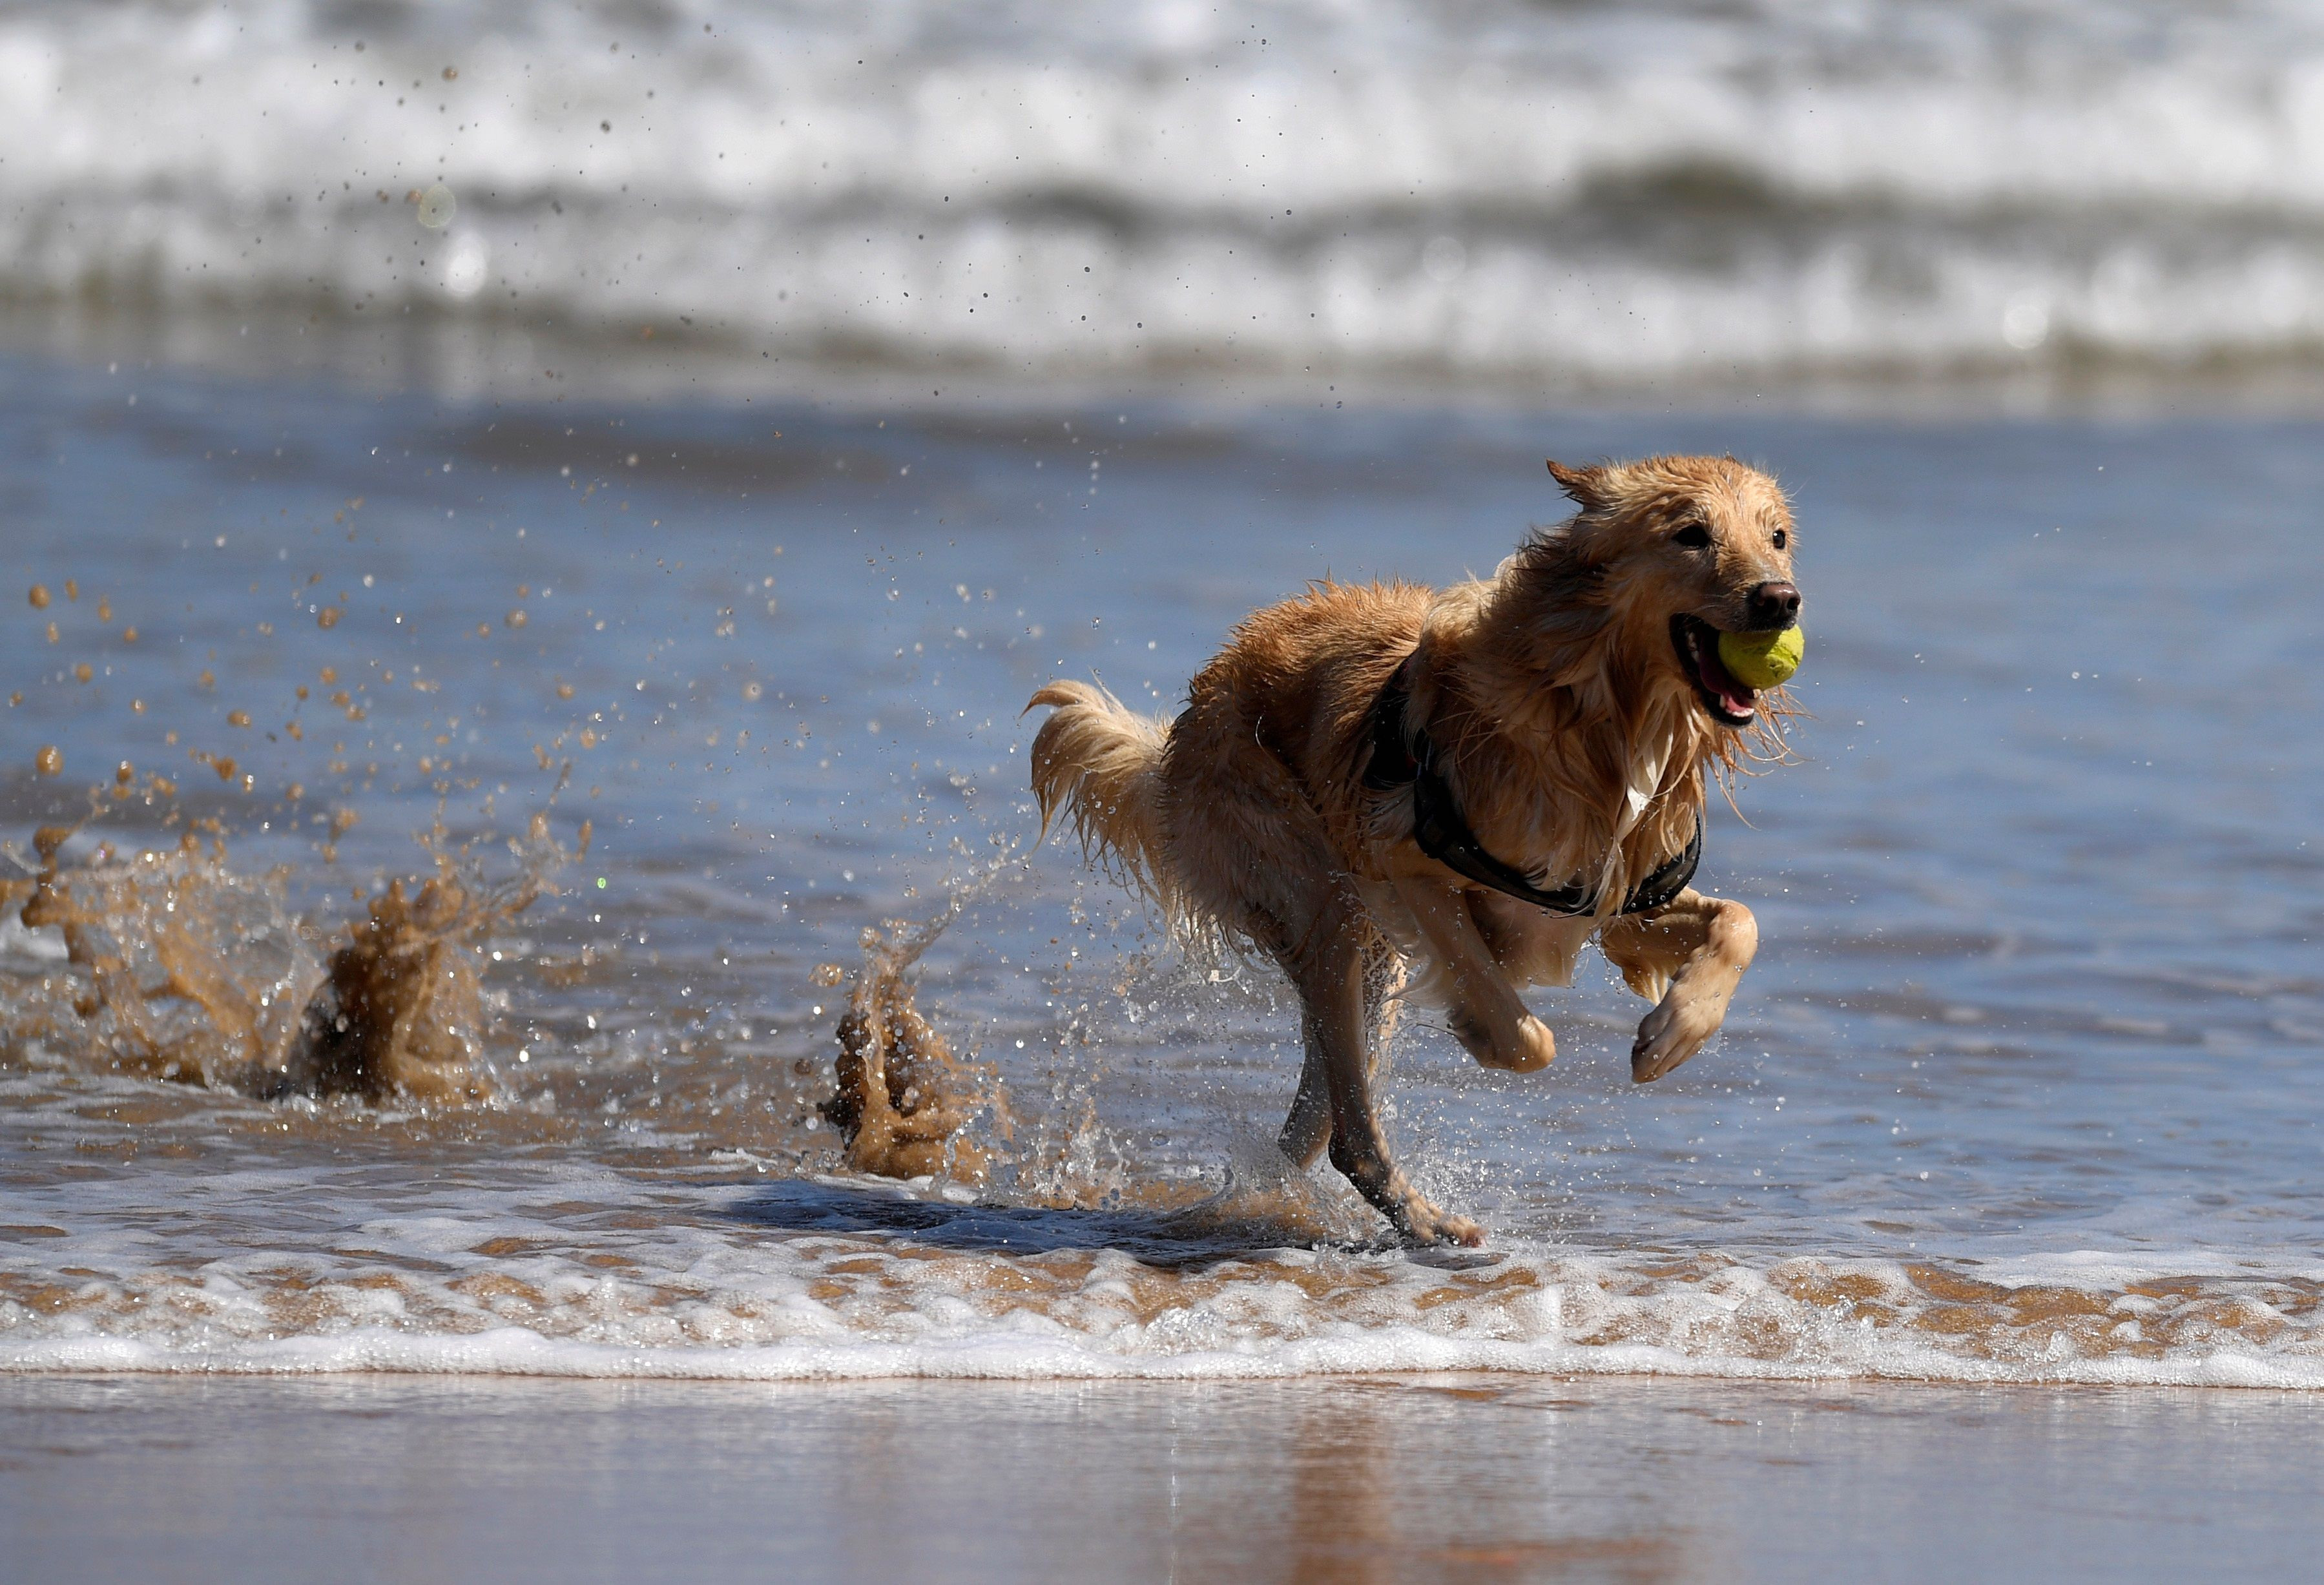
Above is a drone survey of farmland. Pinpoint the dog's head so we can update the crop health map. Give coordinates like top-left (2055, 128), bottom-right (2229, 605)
top-left (1534, 454), bottom-right (1801, 730)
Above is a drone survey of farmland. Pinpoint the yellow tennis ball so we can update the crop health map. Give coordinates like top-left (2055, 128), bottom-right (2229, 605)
top-left (1717, 626), bottom-right (1805, 690)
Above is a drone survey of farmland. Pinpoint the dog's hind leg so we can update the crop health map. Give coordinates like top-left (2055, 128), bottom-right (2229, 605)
top-left (1277, 1018), bottom-right (1334, 1169)
top-left (1287, 904), bottom-right (1482, 1247)
top-left (1600, 889), bottom-right (1759, 1083)
top-left (1278, 935), bottom-right (1401, 1169)
top-left (1152, 707), bottom-right (1468, 1239)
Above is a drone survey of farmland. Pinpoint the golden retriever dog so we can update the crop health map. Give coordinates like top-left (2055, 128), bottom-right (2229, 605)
top-left (1028, 455), bottom-right (1800, 1245)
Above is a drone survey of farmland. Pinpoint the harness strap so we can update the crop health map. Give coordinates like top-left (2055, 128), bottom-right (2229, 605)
top-left (1362, 656), bottom-right (1702, 918)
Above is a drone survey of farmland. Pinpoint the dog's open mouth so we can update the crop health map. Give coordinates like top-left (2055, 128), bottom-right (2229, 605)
top-left (1671, 615), bottom-right (1758, 727)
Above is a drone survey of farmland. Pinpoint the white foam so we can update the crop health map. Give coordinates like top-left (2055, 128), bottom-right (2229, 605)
top-left (8, 1165), bottom-right (2324, 1389)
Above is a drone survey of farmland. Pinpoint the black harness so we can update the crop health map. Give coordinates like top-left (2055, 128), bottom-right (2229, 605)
top-left (1362, 658), bottom-right (1702, 918)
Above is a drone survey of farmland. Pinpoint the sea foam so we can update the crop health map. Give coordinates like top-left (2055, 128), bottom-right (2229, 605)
top-left (8, 1166), bottom-right (2324, 1389)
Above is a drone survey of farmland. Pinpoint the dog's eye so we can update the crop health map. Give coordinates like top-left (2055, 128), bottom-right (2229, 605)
top-left (1771, 528), bottom-right (1788, 549)
top-left (1673, 523), bottom-right (1713, 549)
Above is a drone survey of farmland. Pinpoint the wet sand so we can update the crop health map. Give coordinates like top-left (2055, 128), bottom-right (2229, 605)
top-left (4, 1373), bottom-right (2318, 1582)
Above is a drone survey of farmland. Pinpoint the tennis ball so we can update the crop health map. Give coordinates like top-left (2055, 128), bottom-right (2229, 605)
top-left (1717, 626), bottom-right (1804, 690)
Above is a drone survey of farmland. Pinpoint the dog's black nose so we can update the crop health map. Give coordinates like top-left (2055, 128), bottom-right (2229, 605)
top-left (1747, 581), bottom-right (1801, 628)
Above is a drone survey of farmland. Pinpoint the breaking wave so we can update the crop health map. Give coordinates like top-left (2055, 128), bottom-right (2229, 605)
top-left (12, 0), bottom-right (2324, 386)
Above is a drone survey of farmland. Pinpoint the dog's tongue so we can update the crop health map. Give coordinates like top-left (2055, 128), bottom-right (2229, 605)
top-left (1695, 636), bottom-right (1758, 718)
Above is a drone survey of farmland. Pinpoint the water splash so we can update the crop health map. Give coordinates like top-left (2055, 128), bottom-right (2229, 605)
top-left (1, 821), bottom-right (315, 1088)
top-left (0, 807), bottom-right (585, 1104)
top-left (818, 840), bottom-right (1033, 1183)
top-left (280, 813), bottom-right (589, 1103)
top-left (820, 911), bottom-right (1007, 1184)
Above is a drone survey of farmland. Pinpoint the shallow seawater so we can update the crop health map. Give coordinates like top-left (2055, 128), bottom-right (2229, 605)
top-left (3, 353), bottom-right (2322, 1387)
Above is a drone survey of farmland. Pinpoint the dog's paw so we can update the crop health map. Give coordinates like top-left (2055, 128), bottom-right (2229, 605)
top-left (1450, 1009), bottom-right (1556, 1073)
top-left (1398, 1203), bottom-right (1488, 1248)
top-left (1506, 1015), bottom-right (1557, 1073)
top-left (1630, 991), bottom-right (1726, 1083)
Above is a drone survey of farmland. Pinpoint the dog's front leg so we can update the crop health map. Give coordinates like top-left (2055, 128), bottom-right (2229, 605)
top-left (1599, 889), bottom-right (1759, 1082)
top-left (1386, 872), bottom-right (1557, 1073)
top-left (1289, 906), bottom-right (1484, 1247)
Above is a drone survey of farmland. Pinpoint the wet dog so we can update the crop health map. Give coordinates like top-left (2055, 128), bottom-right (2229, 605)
top-left (1028, 455), bottom-right (1800, 1245)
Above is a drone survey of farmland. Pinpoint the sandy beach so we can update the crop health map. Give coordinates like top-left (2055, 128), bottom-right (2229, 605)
top-left (8, 1371), bottom-right (2321, 1583)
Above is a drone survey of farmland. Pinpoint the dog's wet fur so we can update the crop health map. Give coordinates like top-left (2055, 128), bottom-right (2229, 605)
top-left (1029, 455), bottom-right (1801, 1245)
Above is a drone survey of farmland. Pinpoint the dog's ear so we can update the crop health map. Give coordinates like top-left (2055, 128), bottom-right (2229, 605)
top-left (1546, 459), bottom-right (1612, 513)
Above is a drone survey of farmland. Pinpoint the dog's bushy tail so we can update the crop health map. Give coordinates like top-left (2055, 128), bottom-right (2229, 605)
top-left (1026, 681), bottom-right (1172, 907)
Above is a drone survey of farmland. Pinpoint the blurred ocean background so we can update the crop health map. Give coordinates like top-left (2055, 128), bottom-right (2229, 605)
top-left (13, 0), bottom-right (2324, 399)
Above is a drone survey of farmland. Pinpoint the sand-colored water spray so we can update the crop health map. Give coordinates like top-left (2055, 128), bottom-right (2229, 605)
top-left (0, 804), bottom-right (586, 1103)
top-left (0, 819), bottom-right (316, 1086)
top-left (816, 846), bottom-right (1026, 1183)
top-left (819, 909), bottom-right (1008, 1183)
top-left (282, 812), bottom-right (588, 1102)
